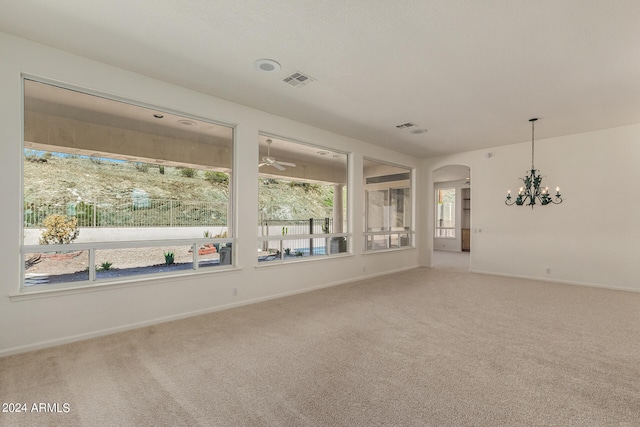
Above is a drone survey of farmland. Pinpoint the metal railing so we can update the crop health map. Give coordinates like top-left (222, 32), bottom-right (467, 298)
top-left (259, 218), bottom-right (333, 236)
top-left (23, 199), bottom-right (228, 228)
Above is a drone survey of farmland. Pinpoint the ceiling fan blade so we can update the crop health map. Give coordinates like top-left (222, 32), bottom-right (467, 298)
top-left (277, 161), bottom-right (296, 167)
top-left (258, 163), bottom-right (266, 167)
top-left (272, 162), bottom-right (286, 171)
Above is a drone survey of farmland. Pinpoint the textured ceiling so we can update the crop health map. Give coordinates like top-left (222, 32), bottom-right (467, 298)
top-left (2, 0), bottom-right (639, 158)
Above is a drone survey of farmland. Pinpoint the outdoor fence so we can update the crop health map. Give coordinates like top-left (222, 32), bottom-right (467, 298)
top-left (259, 218), bottom-right (333, 236)
top-left (24, 199), bottom-right (228, 228)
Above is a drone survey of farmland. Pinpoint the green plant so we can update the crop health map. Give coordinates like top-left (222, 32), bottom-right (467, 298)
top-left (97, 261), bottom-right (113, 271)
top-left (284, 248), bottom-right (291, 255)
top-left (164, 251), bottom-right (175, 265)
top-left (39, 214), bottom-right (79, 245)
top-left (180, 167), bottom-right (196, 178)
top-left (203, 230), bottom-right (211, 238)
top-left (204, 171), bottom-right (229, 186)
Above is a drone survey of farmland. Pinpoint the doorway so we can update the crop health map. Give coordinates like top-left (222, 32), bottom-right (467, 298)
top-left (432, 165), bottom-right (471, 270)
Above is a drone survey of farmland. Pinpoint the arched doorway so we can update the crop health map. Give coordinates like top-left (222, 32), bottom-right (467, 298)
top-left (432, 164), bottom-right (471, 271)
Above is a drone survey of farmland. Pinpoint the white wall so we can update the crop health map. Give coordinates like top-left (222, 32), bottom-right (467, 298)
top-left (0, 32), bottom-right (421, 356)
top-left (424, 122), bottom-right (640, 292)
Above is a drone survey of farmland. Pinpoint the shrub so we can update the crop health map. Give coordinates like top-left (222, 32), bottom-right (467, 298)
top-left (180, 168), bottom-right (196, 178)
top-left (164, 251), bottom-right (175, 265)
top-left (204, 171), bottom-right (229, 186)
top-left (39, 214), bottom-right (79, 245)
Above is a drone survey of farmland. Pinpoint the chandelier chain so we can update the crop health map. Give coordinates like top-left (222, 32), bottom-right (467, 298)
top-left (531, 119), bottom-right (535, 170)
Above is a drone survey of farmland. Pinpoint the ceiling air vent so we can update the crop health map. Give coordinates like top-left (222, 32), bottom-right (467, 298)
top-left (283, 72), bottom-right (316, 88)
top-left (395, 122), bottom-right (416, 129)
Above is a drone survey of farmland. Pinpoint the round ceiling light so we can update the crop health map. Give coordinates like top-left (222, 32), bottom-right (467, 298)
top-left (254, 59), bottom-right (281, 72)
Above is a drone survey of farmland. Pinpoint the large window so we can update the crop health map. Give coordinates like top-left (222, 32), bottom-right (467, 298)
top-left (435, 188), bottom-right (455, 238)
top-left (257, 135), bottom-right (348, 263)
top-left (22, 79), bottom-right (234, 291)
top-left (364, 159), bottom-right (413, 250)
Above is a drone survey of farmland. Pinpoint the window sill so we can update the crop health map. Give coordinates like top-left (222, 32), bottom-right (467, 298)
top-left (363, 246), bottom-right (415, 255)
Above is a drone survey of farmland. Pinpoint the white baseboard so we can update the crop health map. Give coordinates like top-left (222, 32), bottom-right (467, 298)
top-left (0, 266), bottom-right (419, 358)
top-left (471, 269), bottom-right (640, 294)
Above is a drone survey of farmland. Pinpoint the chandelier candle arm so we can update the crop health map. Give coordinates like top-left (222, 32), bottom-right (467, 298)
top-left (505, 118), bottom-right (563, 208)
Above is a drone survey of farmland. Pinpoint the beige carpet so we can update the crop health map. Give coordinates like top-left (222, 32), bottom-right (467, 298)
top-left (2, 267), bottom-right (639, 426)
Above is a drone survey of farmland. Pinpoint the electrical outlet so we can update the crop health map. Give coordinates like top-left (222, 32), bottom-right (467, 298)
top-left (232, 288), bottom-right (238, 296)
top-left (546, 268), bottom-right (551, 274)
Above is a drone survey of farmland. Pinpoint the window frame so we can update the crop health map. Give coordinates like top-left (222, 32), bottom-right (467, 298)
top-left (20, 76), bottom-right (237, 293)
top-left (363, 158), bottom-right (414, 252)
top-left (256, 133), bottom-right (351, 265)
top-left (435, 187), bottom-right (456, 239)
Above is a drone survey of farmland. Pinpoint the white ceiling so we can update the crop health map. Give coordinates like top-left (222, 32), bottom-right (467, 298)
top-left (2, 0), bottom-right (639, 158)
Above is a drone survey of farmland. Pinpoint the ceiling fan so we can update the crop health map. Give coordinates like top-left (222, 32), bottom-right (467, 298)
top-left (259, 139), bottom-right (296, 171)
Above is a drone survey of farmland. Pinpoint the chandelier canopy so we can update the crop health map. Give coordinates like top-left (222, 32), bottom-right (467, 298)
top-left (505, 118), bottom-right (562, 208)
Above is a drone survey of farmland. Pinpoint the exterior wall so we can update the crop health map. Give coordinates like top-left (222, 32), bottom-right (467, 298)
top-left (0, 32), bottom-right (421, 356)
top-left (424, 122), bottom-right (640, 292)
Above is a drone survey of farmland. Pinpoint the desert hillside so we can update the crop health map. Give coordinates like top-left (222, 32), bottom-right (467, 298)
top-left (23, 153), bottom-right (334, 222)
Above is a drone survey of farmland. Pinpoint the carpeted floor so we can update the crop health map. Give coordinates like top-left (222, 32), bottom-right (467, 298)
top-left (1, 267), bottom-right (639, 426)
top-left (431, 250), bottom-right (470, 272)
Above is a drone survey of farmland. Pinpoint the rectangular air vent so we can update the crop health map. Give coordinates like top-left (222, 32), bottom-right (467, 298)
top-left (283, 72), bottom-right (316, 88)
top-left (395, 122), bottom-right (416, 129)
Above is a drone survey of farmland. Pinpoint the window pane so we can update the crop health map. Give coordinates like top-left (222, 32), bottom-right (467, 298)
top-left (24, 250), bottom-right (89, 287)
top-left (366, 190), bottom-right (388, 231)
top-left (435, 188), bottom-right (455, 237)
top-left (95, 245), bottom-right (195, 281)
top-left (23, 79), bottom-right (234, 289)
top-left (257, 136), bottom-right (348, 262)
top-left (364, 159), bottom-right (413, 251)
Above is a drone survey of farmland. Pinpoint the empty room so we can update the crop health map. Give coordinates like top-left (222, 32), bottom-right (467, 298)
top-left (1, 1), bottom-right (639, 426)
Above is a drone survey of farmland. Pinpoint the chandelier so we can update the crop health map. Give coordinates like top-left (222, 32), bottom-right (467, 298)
top-left (505, 118), bottom-right (562, 208)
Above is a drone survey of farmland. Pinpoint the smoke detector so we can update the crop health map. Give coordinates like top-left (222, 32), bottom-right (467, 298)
top-left (254, 59), bottom-right (281, 72)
